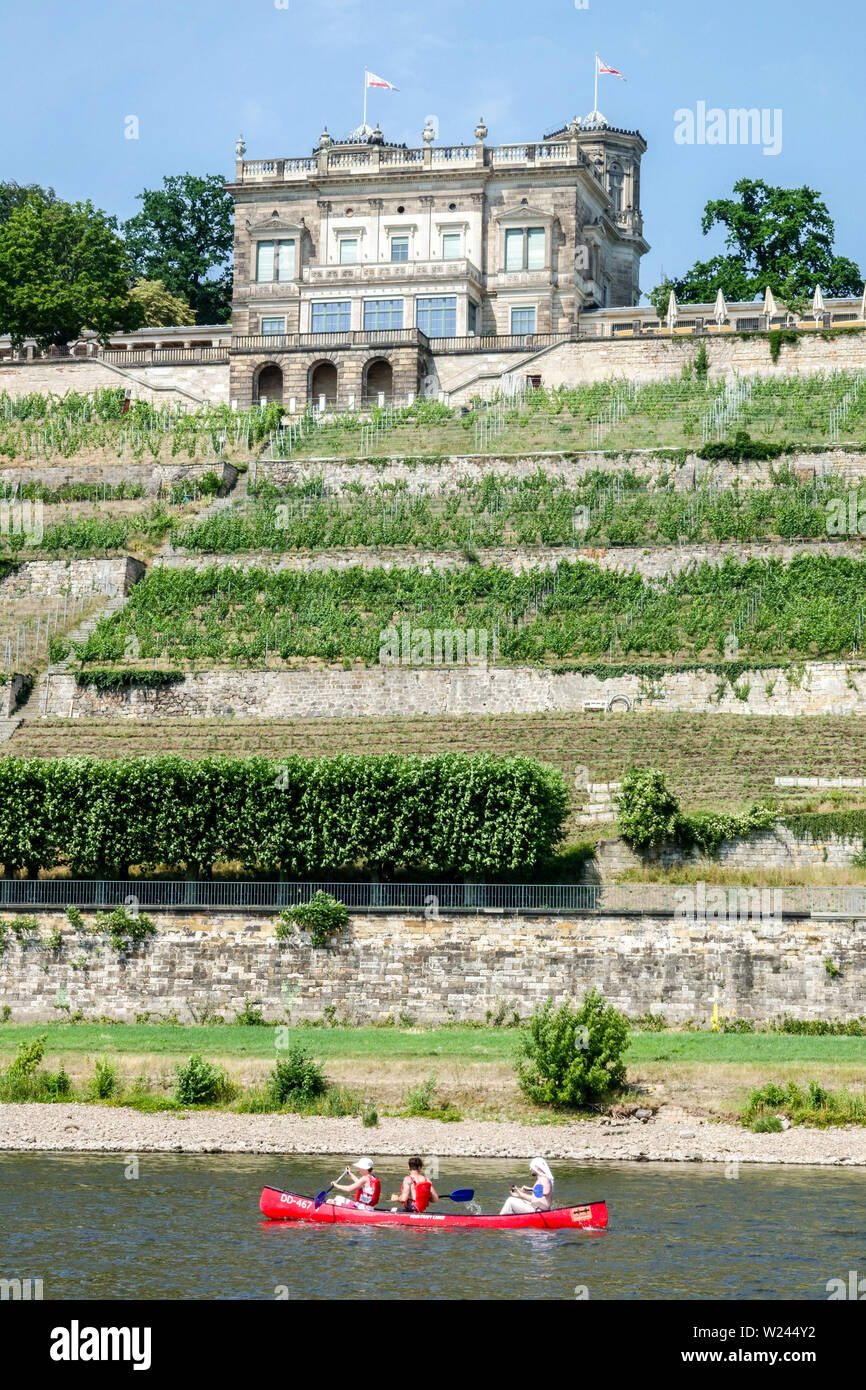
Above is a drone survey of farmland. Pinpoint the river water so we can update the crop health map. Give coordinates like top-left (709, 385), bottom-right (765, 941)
top-left (0, 1153), bottom-right (862, 1300)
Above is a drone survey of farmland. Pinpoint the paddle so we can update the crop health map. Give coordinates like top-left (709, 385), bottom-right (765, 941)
top-left (314, 1167), bottom-right (349, 1209)
top-left (441, 1189), bottom-right (474, 1202)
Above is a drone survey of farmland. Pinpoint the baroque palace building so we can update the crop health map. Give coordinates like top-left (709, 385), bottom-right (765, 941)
top-left (226, 111), bottom-right (649, 410)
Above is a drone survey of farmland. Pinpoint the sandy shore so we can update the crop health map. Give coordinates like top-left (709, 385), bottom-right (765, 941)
top-left (2, 1103), bottom-right (866, 1165)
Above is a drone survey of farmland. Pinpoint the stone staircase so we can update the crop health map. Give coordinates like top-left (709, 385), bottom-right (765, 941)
top-left (577, 781), bottom-right (622, 826)
top-left (20, 593), bottom-right (130, 722)
top-left (0, 715), bottom-right (21, 743)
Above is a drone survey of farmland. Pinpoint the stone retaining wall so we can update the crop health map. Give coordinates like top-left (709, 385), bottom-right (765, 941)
top-left (0, 556), bottom-right (144, 601)
top-left (461, 331), bottom-right (866, 394)
top-left (0, 358), bottom-right (229, 405)
top-left (257, 447), bottom-right (866, 494)
top-left (40, 661), bottom-right (866, 720)
top-left (592, 830), bottom-right (864, 881)
top-left (0, 461), bottom-right (239, 497)
top-left (157, 538), bottom-right (866, 580)
top-left (1, 909), bottom-right (864, 1025)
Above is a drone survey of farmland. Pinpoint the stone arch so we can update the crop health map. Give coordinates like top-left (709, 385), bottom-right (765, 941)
top-left (309, 359), bottom-right (338, 407)
top-left (255, 362), bottom-right (284, 406)
top-left (363, 357), bottom-right (394, 405)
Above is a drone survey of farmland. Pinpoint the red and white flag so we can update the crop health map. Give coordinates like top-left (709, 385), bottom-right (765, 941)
top-left (597, 56), bottom-right (626, 80)
top-left (366, 70), bottom-right (399, 91)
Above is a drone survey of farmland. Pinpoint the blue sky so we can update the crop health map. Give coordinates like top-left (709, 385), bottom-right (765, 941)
top-left (1, 0), bottom-right (862, 302)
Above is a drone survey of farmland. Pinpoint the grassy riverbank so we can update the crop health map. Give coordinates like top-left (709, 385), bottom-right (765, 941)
top-left (2, 1023), bottom-right (866, 1123)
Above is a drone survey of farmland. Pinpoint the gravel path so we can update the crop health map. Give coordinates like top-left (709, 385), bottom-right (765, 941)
top-left (2, 1104), bottom-right (866, 1165)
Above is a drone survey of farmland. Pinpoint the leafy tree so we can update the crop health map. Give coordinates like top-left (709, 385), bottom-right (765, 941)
top-left (0, 180), bottom-right (56, 224)
top-left (129, 278), bottom-right (195, 327)
top-left (123, 174), bottom-right (233, 324)
top-left (651, 180), bottom-right (862, 306)
top-left (0, 198), bottom-right (142, 348)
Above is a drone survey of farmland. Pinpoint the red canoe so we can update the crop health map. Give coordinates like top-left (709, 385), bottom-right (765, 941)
top-left (259, 1187), bottom-right (608, 1230)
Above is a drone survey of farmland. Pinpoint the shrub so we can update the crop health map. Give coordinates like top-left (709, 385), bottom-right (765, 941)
top-left (11, 914), bottom-right (39, 941)
top-left (743, 1079), bottom-right (866, 1128)
top-left (517, 991), bottom-right (630, 1109)
top-left (632, 1011), bottom-right (668, 1032)
top-left (174, 1054), bottom-right (236, 1106)
top-left (235, 995), bottom-right (267, 1026)
top-left (404, 1074), bottom-right (438, 1115)
top-left (616, 767), bottom-right (681, 850)
top-left (617, 766), bottom-right (774, 856)
top-left (86, 1057), bottom-right (120, 1101)
top-left (403, 1073), bottom-right (461, 1120)
top-left (269, 1046), bottom-right (328, 1107)
top-left (92, 907), bottom-right (156, 953)
top-left (698, 429), bottom-right (788, 463)
top-left (66, 906), bottom-right (87, 932)
top-left (0, 1034), bottom-right (72, 1102)
top-left (282, 892), bottom-right (349, 949)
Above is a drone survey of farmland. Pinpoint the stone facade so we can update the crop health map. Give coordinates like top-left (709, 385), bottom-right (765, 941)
top-left (37, 660), bottom-right (866, 720)
top-left (2, 909), bottom-right (864, 1025)
top-left (227, 114), bottom-right (649, 408)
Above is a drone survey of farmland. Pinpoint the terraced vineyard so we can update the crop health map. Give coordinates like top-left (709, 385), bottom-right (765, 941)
top-left (74, 553), bottom-right (866, 669)
top-left (0, 388), bottom-right (281, 466)
top-left (7, 712), bottom-right (866, 820)
top-left (175, 469), bottom-right (851, 552)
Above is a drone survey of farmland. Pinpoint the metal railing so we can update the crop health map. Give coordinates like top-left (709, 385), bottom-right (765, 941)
top-left (0, 879), bottom-right (607, 912)
top-left (0, 879), bottom-right (858, 916)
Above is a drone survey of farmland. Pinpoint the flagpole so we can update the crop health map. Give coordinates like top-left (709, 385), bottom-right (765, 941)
top-left (593, 53), bottom-right (598, 115)
top-left (363, 68), bottom-right (368, 130)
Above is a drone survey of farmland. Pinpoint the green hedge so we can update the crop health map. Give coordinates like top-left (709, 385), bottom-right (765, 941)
top-left (0, 753), bottom-right (568, 877)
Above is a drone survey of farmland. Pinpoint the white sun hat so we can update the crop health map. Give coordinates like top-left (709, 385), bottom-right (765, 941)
top-left (355, 1157), bottom-right (374, 1170)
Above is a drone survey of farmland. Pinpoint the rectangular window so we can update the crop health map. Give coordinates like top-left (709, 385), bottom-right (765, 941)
top-left (339, 238), bottom-right (359, 265)
top-left (276, 240), bottom-right (296, 281)
top-left (256, 239), bottom-right (295, 281)
top-left (442, 232), bottom-right (461, 260)
top-left (261, 317), bottom-right (286, 336)
top-left (390, 236), bottom-right (409, 263)
top-left (256, 241), bottom-right (275, 282)
top-left (511, 306), bottom-right (536, 334)
top-left (417, 296), bottom-right (457, 338)
top-left (468, 300), bottom-right (478, 334)
top-left (363, 299), bottom-right (404, 331)
top-left (526, 227), bottom-right (546, 270)
top-left (504, 228), bottom-right (524, 272)
top-left (311, 301), bottom-right (351, 333)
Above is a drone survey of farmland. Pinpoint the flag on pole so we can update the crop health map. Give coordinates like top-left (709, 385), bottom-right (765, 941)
top-left (597, 56), bottom-right (626, 80)
top-left (366, 70), bottom-right (399, 90)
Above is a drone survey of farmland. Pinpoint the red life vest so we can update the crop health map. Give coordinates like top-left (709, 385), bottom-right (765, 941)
top-left (357, 1174), bottom-right (380, 1207)
top-left (408, 1176), bottom-right (432, 1212)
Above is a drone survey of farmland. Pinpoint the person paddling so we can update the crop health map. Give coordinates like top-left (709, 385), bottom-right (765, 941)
top-left (499, 1157), bottom-right (554, 1215)
top-left (329, 1157), bottom-right (381, 1210)
top-left (391, 1155), bottom-right (439, 1213)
